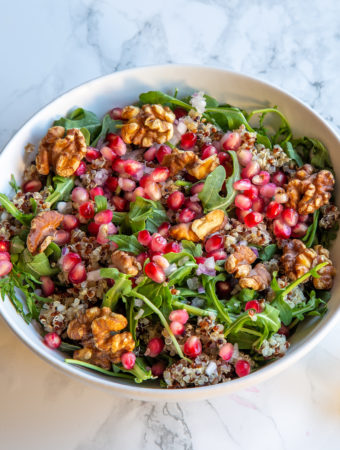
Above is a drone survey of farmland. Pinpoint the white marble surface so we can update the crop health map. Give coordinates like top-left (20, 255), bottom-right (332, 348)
top-left (1, 0), bottom-right (340, 449)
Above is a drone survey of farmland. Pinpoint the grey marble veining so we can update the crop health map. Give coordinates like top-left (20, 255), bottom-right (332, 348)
top-left (1, 1), bottom-right (340, 449)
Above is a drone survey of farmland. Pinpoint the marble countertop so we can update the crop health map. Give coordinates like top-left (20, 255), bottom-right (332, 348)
top-left (1, 0), bottom-right (340, 449)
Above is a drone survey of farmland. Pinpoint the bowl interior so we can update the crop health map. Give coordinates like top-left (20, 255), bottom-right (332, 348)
top-left (1, 65), bottom-right (339, 401)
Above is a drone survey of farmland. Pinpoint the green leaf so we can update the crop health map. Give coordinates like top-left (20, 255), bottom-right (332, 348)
top-left (204, 107), bottom-right (251, 131)
top-left (100, 268), bottom-right (132, 311)
top-left (201, 274), bottom-right (232, 325)
top-left (247, 107), bottom-right (292, 145)
top-left (282, 141), bottom-right (303, 166)
top-left (0, 193), bottom-right (33, 225)
top-left (124, 197), bottom-right (168, 233)
top-left (9, 174), bottom-right (20, 193)
top-left (80, 127), bottom-right (91, 145)
top-left (91, 114), bottom-right (122, 147)
top-left (139, 91), bottom-right (191, 110)
top-left (198, 151), bottom-right (240, 213)
top-left (65, 359), bottom-right (134, 379)
top-left (203, 94), bottom-right (220, 108)
top-left (112, 211), bottom-right (127, 225)
top-left (19, 249), bottom-right (59, 278)
top-left (94, 195), bottom-right (108, 213)
top-left (53, 108), bottom-right (102, 142)
top-left (10, 236), bottom-right (25, 254)
top-left (45, 242), bottom-right (61, 262)
top-left (258, 244), bottom-right (278, 261)
top-left (113, 357), bottom-right (156, 384)
top-left (109, 234), bottom-right (144, 255)
top-left (181, 240), bottom-right (202, 257)
top-left (302, 209), bottom-right (320, 247)
top-left (45, 176), bottom-right (75, 207)
top-left (164, 251), bottom-right (198, 285)
top-left (293, 137), bottom-right (332, 169)
top-left (59, 342), bottom-right (81, 352)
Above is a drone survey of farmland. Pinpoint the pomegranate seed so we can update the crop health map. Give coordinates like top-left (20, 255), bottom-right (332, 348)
top-left (151, 167), bottom-right (170, 182)
top-left (191, 183), bottom-right (204, 195)
top-left (260, 183), bottom-right (277, 198)
top-left (164, 242), bottom-right (181, 253)
top-left (201, 145), bottom-right (217, 160)
top-left (68, 262), bottom-right (86, 284)
top-left (144, 146), bottom-right (157, 161)
top-left (178, 208), bottom-right (196, 223)
top-left (118, 177), bottom-right (136, 192)
top-left (237, 149), bottom-right (252, 166)
top-left (245, 300), bottom-right (261, 313)
top-left (0, 260), bottom-right (12, 277)
top-left (78, 201), bottom-right (95, 220)
top-left (41, 276), bottom-right (55, 296)
top-left (282, 208), bottom-right (299, 227)
top-left (274, 189), bottom-right (289, 204)
top-left (138, 230), bottom-right (151, 246)
top-left (222, 132), bottom-right (241, 151)
top-left (233, 179), bottom-right (252, 191)
top-left (252, 197), bottom-right (265, 213)
top-left (183, 336), bottom-right (202, 358)
top-left (174, 107), bottom-right (187, 119)
top-left (145, 337), bottom-right (164, 357)
top-left (244, 185), bottom-right (259, 200)
top-left (170, 320), bottom-right (186, 336)
top-left (152, 255), bottom-right (169, 270)
top-left (124, 160), bottom-right (143, 176)
top-left (184, 199), bottom-right (202, 215)
top-left (43, 332), bottom-right (61, 349)
top-left (139, 174), bottom-right (151, 188)
top-left (88, 221), bottom-right (100, 235)
top-left (205, 235), bottom-right (224, 253)
top-left (218, 152), bottom-right (230, 164)
top-left (219, 343), bottom-right (234, 361)
top-left (100, 146), bottom-right (117, 162)
top-left (195, 256), bottom-right (206, 264)
top-left (273, 219), bottom-right (291, 239)
top-left (299, 214), bottom-right (309, 223)
top-left (112, 196), bottom-right (127, 211)
top-left (62, 214), bottom-right (79, 231)
top-left (151, 361), bottom-right (166, 377)
top-left (74, 160), bottom-right (87, 176)
top-left (144, 180), bottom-right (161, 201)
top-left (207, 249), bottom-right (227, 261)
top-left (272, 171), bottom-right (287, 186)
top-left (132, 187), bottom-right (146, 201)
top-left (291, 222), bottom-right (308, 238)
top-left (241, 161), bottom-right (260, 179)
top-left (109, 107), bottom-right (122, 120)
top-left (0, 240), bottom-right (10, 252)
top-left (156, 145), bottom-right (172, 163)
top-left (136, 251), bottom-right (148, 265)
top-left (107, 133), bottom-right (127, 156)
top-left (89, 187), bottom-right (104, 200)
top-left (96, 223), bottom-right (117, 244)
top-left (105, 176), bottom-right (118, 192)
top-left (94, 209), bottom-right (113, 225)
top-left (169, 309), bottom-right (189, 324)
top-left (145, 262), bottom-right (166, 283)
top-left (266, 201), bottom-right (283, 219)
top-left (244, 212), bottom-right (263, 227)
top-left (71, 187), bottom-right (89, 204)
top-left (181, 132), bottom-right (197, 149)
top-left (235, 194), bottom-right (252, 211)
top-left (235, 360), bottom-right (251, 377)
top-left (23, 180), bottom-right (42, 193)
top-left (121, 351), bottom-right (136, 369)
top-left (216, 281), bottom-right (232, 298)
top-left (112, 158), bottom-right (126, 174)
top-left (53, 230), bottom-right (70, 245)
top-left (0, 252), bottom-right (10, 262)
top-left (150, 233), bottom-right (167, 252)
top-left (62, 253), bottom-right (81, 272)
top-left (278, 324), bottom-right (290, 337)
top-left (236, 208), bottom-right (252, 223)
top-left (86, 147), bottom-right (100, 161)
top-left (158, 222), bottom-right (171, 237)
top-left (252, 171), bottom-right (270, 186)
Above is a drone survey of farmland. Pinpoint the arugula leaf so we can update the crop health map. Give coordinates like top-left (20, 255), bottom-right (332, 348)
top-left (204, 107), bottom-right (251, 132)
top-left (80, 127), bottom-right (90, 145)
top-left (164, 251), bottom-right (197, 285)
top-left (59, 342), bottom-right (81, 352)
top-left (172, 299), bottom-right (216, 317)
top-left (112, 211), bottom-right (128, 225)
top-left (258, 244), bottom-right (278, 261)
top-left (139, 91), bottom-right (191, 110)
top-left (181, 240), bottom-right (202, 257)
top-left (91, 114), bottom-right (122, 147)
top-left (0, 193), bottom-right (33, 225)
top-left (100, 268), bottom-right (132, 311)
top-left (9, 174), bottom-right (20, 193)
top-left (125, 297), bottom-right (138, 342)
top-left (302, 209), bottom-right (319, 247)
top-left (201, 274), bottom-right (232, 325)
top-left (291, 290), bottom-right (325, 321)
top-left (109, 234), bottom-right (144, 255)
top-left (45, 242), bottom-right (62, 262)
top-left (45, 176), bottom-right (75, 207)
top-left (282, 141), bottom-right (303, 166)
top-left (10, 236), bottom-right (25, 254)
top-left (65, 359), bottom-right (134, 380)
top-left (113, 357), bottom-right (156, 384)
top-left (94, 195), bottom-right (108, 212)
top-left (320, 220), bottom-right (339, 249)
top-left (198, 151), bottom-right (240, 213)
top-left (293, 137), bottom-right (332, 169)
top-left (53, 108), bottom-right (102, 142)
top-left (247, 107), bottom-right (292, 145)
top-left (18, 249), bottom-right (59, 278)
top-left (123, 197), bottom-right (168, 233)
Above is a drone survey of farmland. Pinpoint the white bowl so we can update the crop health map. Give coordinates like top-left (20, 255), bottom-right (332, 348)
top-left (1, 65), bottom-right (339, 402)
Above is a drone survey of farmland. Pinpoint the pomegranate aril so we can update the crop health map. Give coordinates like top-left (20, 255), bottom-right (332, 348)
top-left (86, 147), bottom-right (100, 161)
top-left (274, 189), bottom-right (289, 204)
top-left (282, 208), bottom-right (299, 227)
top-left (191, 183), bottom-right (204, 195)
top-left (272, 171), bottom-right (287, 187)
top-left (273, 219), bottom-right (291, 239)
top-left (150, 233), bottom-right (167, 252)
top-left (107, 134), bottom-right (127, 156)
top-left (62, 214), bottom-right (79, 231)
top-left (96, 224), bottom-right (114, 245)
top-left (109, 107), bottom-right (123, 120)
top-left (241, 161), bottom-right (260, 179)
top-left (170, 320), bottom-right (185, 336)
top-left (245, 300), bottom-right (261, 313)
top-left (291, 222), bottom-right (308, 238)
top-left (266, 201), bottom-right (283, 219)
top-left (62, 252), bottom-right (81, 272)
top-left (139, 174), bottom-right (151, 188)
top-left (71, 187), bottom-right (89, 204)
top-left (218, 152), bottom-right (230, 164)
top-left (100, 146), bottom-right (117, 162)
top-left (235, 194), bottom-right (252, 211)
top-left (152, 255), bottom-right (169, 270)
top-left (174, 107), bottom-right (187, 119)
top-left (201, 145), bottom-right (217, 160)
top-left (183, 336), bottom-right (202, 358)
top-left (207, 249), bottom-right (227, 261)
top-left (23, 180), bottom-right (42, 193)
top-left (219, 343), bottom-right (234, 361)
top-left (136, 251), bottom-right (148, 265)
top-left (43, 332), bottom-right (61, 349)
top-left (112, 158), bottom-right (126, 174)
top-left (121, 351), bottom-right (136, 370)
top-left (111, 196), bottom-right (127, 211)
top-left (278, 323), bottom-right (290, 337)
top-left (158, 222), bottom-right (171, 237)
top-left (156, 145), bottom-right (172, 163)
top-left (88, 221), bottom-right (100, 235)
top-left (94, 209), bottom-right (113, 225)
top-left (124, 160), bottom-right (143, 176)
top-left (237, 149), bottom-right (252, 166)
top-left (243, 185), bottom-right (259, 200)
top-left (0, 252), bottom-right (10, 262)
top-left (195, 256), bottom-right (206, 264)
top-left (74, 160), bottom-right (87, 176)
top-left (178, 208), bottom-right (196, 223)
top-left (252, 171), bottom-right (270, 186)
top-left (216, 281), bottom-right (231, 298)
top-left (145, 337), bottom-right (164, 357)
top-left (222, 131), bottom-right (241, 151)
top-left (244, 212), bottom-right (263, 228)
top-left (144, 262), bottom-right (166, 283)
top-left (41, 276), bottom-right (55, 296)
top-left (205, 235), bottom-right (224, 253)
top-left (260, 183), bottom-right (277, 198)
top-left (181, 132), bottom-right (197, 149)
top-left (233, 179), bottom-right (252, 191)
top-left (144, 180), bottom-right (161, 201)
top-left (169, 309), bottom-right (189, 324)
top-left (53, 230), bottom-right (70, 245)
top-left (118, 177), bottom-right (136, 192)
top-left (299, 214), bottom-right (309, 223)
top-left (79, 201), bottom-right (95, 220)
top-left (68, 262), bottom-right (86, 284)
top-left (151, 361), bottom-right (166, 377)
top-left (105, 176), bottom-right (118, 192)
top-left (132, 187), bottom-right (146, 201)
top-left (236, 207), bottom-right (252, 223)
top-left (164, 242), bottom-right (181, 253)
top-left (151, 167), bottom-right (170, 182)
top-left (0, 240), bottom-right (10, 253)
top-left (137, 230), bottom-right (151, 246)
top-left (235, 360), bottom-right (251, 377)
top-left (144, 146), bottom-right (157, 161)
top-left (0, 260), bottom-right (12, 277)
top-left (89, 187), bottom-right (104, 200)
top-left (252, 197), bottom-right (265, 213)
top-left (184, 199), bottom-right (202, 215)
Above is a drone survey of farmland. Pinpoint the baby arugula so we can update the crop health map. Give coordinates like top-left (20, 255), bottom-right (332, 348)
top-left (45, 176), bottom-right (75, 207)
top-left (53, 108), bottom-right (102, 143)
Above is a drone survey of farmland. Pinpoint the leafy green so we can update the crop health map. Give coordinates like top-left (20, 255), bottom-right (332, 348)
top-left (109, 234), bottom-right (144, 255)
top-left (18, 249), bottom-right (59, 278)
top-left (164, 252), bottom-right (197, 285)
top-left (112, 211), bottom-right (127, 225)
top-left (139, 91), bottom-right (191, 110)
top-left (44, 242), bottom-right (62, 262)
top-left (100, 268), bottom-right (132, 311)
top-left (94, 195), bottom-right (108, 212)
top-left (113, 357), bottom-right (156, 384)
top-left (293, 137), bottom-right (332, 169)
top-left (247, 107), bottom-right (292, 145)
top-left (203, 106), bottom-right (251, 131)
top-left (91, 114), bottom-right (122, 147)
top-left (59, 342), bottom-right (81, 352)
top-left (320, 220), bottom-right (339, 249)
top-left (80, 127), bottom-right (91, 145)
top-left (65, 359), bottom-right (134, 380)
top-left (258, 244), bottom-right (278, 261)
top-left (172, 299), bottom-right (216, 317)
top-left (122, 197), bottom-right (168, 233)
top-left (282, 141), bottom-right (303, 166)
top-left (181, 240), bottom-right (202, 257)
top-left (9, 174), bottom-right (20, 193)
top-left (302, 209), bottom-right (319, 247)
top-left (291, 290), bottom-right (326, 321)
top-left (45, 176), bottom-right (75, 207)
top-left (0, 193), bottom-right (33, 225)
top-left (10, 236), bottom-right (25, 254)
top-left (201, 274), bottom-right (232, 325)
top-left (198, 151), bottom-right (240, 213)
top-left (53, 108), bottom-right (102, 142)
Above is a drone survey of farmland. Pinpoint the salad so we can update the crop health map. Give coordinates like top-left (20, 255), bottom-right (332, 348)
top-left (0, 89), bottom-right (338, 388)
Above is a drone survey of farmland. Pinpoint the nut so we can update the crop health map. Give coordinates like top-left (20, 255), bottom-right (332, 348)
top-left (27, 210), bottom-right (63, 254)
top-left (225, 245), bottom-right (257, 278)
top-left (239, 263), bottom-right (271, 290)
top-left (281, 239), bottom-right (317, 281)
top-left (73, 347), bottom-right (112, 370)
top-left (187, 155), bottom-right (219, 180)
top-left (36, 127), bottom-right (87, 177)
top-left (286, 166), bottom-right (334, 214)
top-left (111, 250), bottom-right (140, 276)
top-left (319, 205), bottom-right (340, 229)
top-left (169, 223), bottom-right (200, 242)
top-left (312, 245), bottom-right (336, 290)
top-left (191, 210), bottom-right (225, 240)
top-left (162, 148), bottom-right (198, 177)
top-left (121, 104), bottom-right (175, 147)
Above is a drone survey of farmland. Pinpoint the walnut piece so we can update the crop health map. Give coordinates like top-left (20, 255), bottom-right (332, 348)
top-left (36, 127), bottom-right (87, 177)
top-left (191, 210), bottom-right (225, 240)
top-left (111, 250), bottom-right (140, 276)
top-left (225, 245), bottom-right (257, 278)
top-left (312, 245), bottom-right (336, 290)
top-left (121, 104), bottom-right (175, 147)
top-left (162, 148), bottom-right (198, 177)
top-left (281, 239), bottom-right (316, 281)
top-left (239, 263), bottom-right (271, 290)
top-left (169, 223), bottom-right (200, 242)
top-left (187, 155), bottom-right (219, 180)
top-left (27, 210), bottom-right (63, 254)
top-left (286, 165), bottom-right (334, 214)
top-left (67, 307), bottom-right (135, 368)
top-left (319, 205), bottom-right (340, 229)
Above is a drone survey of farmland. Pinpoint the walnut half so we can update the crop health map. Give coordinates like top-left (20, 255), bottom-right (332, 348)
top-left (27, 210), bottom-right (63, 254)
top-left (170, 210), bottom-right (225, 242)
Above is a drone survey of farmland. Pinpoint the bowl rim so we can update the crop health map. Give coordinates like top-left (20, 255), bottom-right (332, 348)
top-left (1, 63), bottom-right (340, 401)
